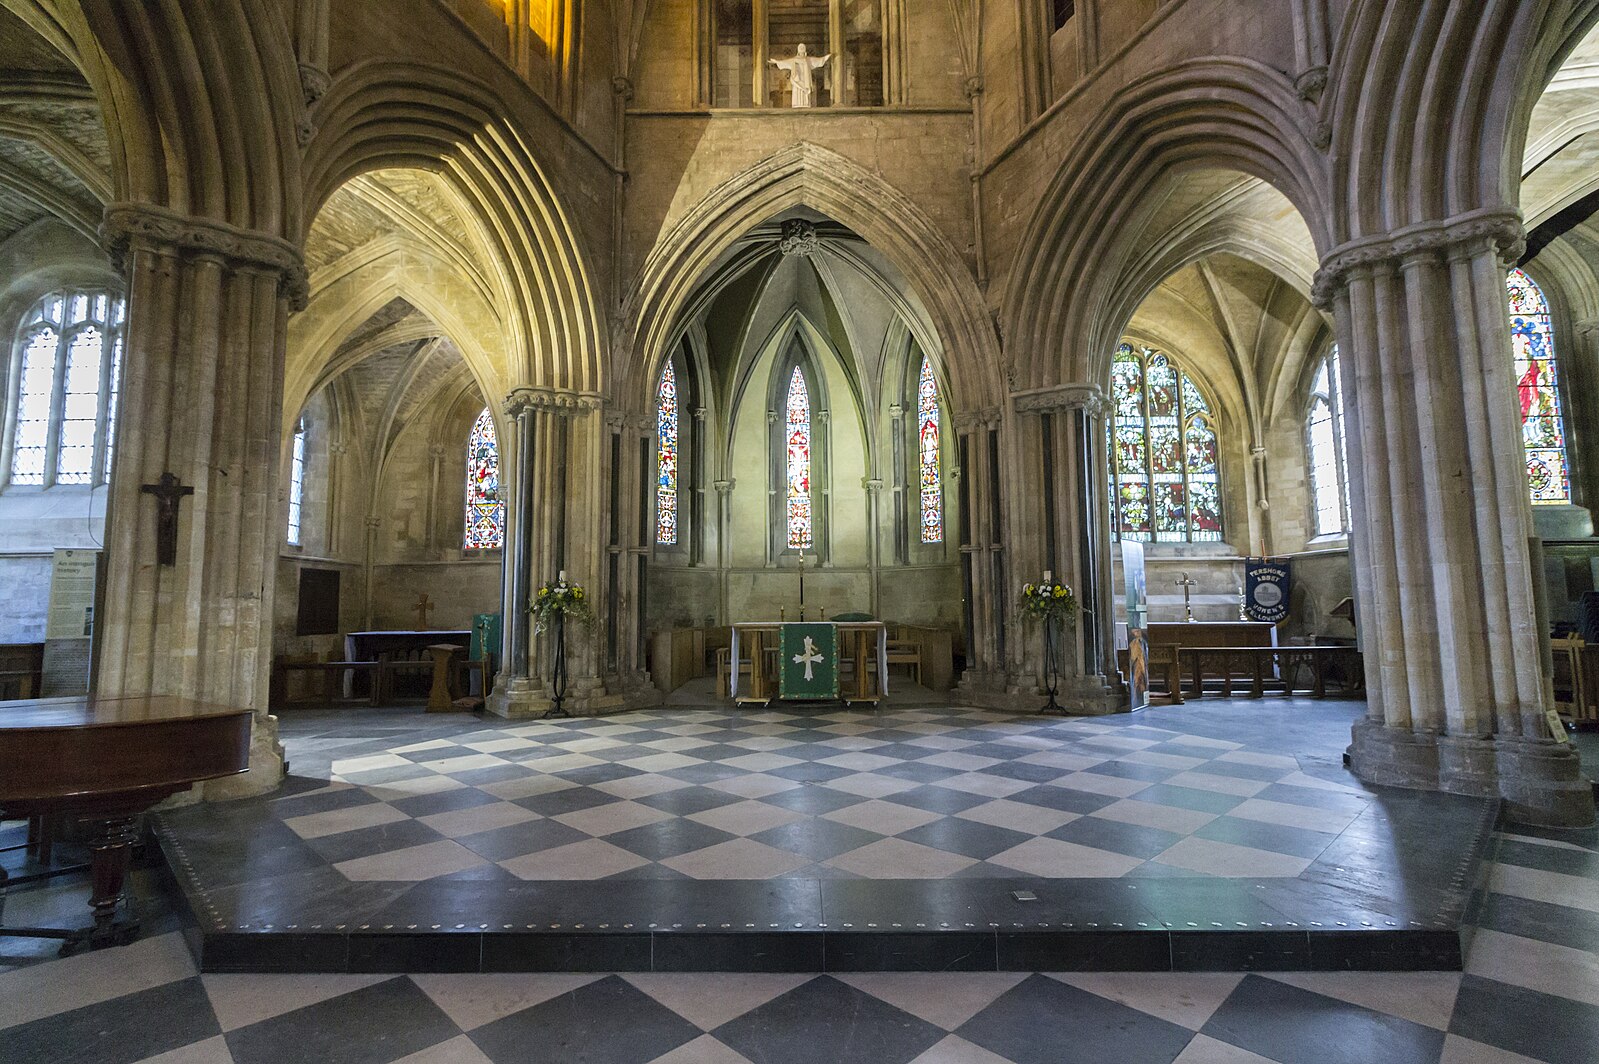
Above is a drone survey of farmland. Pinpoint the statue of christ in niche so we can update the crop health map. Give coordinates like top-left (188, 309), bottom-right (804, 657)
top-left (770, 43), bottom-right (831, 108)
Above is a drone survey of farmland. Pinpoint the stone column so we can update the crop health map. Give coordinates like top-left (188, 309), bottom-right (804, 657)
top-left (1314, 212), bottom-right (1592, 826)
top-left (1010, 385), bottom-right (1120, 714)
top-left (490, 390), bottom-right (537, 714)
top-left (95, 204), bottom-right (308, 800)
top-left (488, 389), bottom-right (626, 717)
top-left (954, 408), bottom-right (1016, 705)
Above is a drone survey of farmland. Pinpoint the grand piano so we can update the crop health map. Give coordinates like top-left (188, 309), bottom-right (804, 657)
top-left (0, 695), bottom-right (252, 952)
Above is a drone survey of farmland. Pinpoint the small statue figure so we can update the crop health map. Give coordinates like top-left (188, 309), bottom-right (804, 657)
top-left (770, 43), bottom-right (831, 108)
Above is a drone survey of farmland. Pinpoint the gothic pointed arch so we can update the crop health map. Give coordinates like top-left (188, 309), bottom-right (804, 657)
top-left (1001, 60), bottom-right (1331, 390)
top-left (626, 141), bottom-right (1000, 416)
top-left (302, 62), bottom-right (606, 396)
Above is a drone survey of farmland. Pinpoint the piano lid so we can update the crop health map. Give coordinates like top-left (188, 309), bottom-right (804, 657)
top-left (0, 694), bottom-right (253, 731)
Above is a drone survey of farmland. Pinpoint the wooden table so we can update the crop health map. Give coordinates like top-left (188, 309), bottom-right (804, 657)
top-left (729, 622), bottom-right (888, 706)
top-left (0, 695), bottom-right (252, 952)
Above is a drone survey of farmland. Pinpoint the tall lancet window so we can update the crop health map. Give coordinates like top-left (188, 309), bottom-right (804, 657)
top-left (8, 290), bottom-right (125, 488)
top-left (785, 364), bottom-right (814, 549)
top-left (917, 355), bottom-right (943, 543)
top-left (1109, 342), bottom-right (1222, 542)
top-left (464, 407), bottom-right (504, 550)
top-left (1506, 268), bottom-right (1571, 504)
top-left (656, 361), bottom-right (680, 545)
top-left (1306, 347), bottom-right (1351, 536)
top-left (287, 419), bottom-right (306, 546)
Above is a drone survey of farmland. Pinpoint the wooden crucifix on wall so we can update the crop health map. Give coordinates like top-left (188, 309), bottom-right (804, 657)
top-left (140, 473), bottom-right (194, 567)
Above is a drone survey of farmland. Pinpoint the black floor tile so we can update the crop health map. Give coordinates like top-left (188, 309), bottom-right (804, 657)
top-left (470, 974), bottom-right (699, 1063)
top-left (1126, 785), bottom-right (1247, 814)
top-left (605, 818), bottom-right (741, 861)
top-left (306, 819), bottom-right (448, 865)
top-left (456, 817), bottom-right (592, 861)
top-left (269, 786), bottom-right (384, 820)
top-left (226, 976), bottom-right (460, 1064)
top-left (882, 785), bottom-right (994, 814)
top-left (1474, 890), bottom-right (1599, 952)
top-left (513, 786), bottom-right (624, 817)
top-left (387, 787), bottom-right (501, 818)
top-left (712, 975), bottom-right (946, 1064)
top-left (749, 817), bottom-right (883, 861)
top-left (634, 785), bottom-right (748, 816)
top-left (956, 972), bottom-right (1193, 1064)
top-left (1046, 815), bottom-right (1184, 859)
top-left (1193, 815), bottom-right (1339, 860)
top-left (894, 817), bottom-right (1034, 860)
top-left (1202, 973), bottom-right (1446, 1064)
top-left (1449, 973), bottom-right (1599, 1063)
top-left (1003, 785), bottom-right (1119, 816)
top-left (2, 975), bottom-right (220, 1064)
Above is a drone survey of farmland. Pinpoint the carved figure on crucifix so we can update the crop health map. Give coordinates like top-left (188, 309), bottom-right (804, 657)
top-left (412, 593), bottom-right (435, 629)
top-left (140, 472), bottom-right (194, 567)
top-left (1176, 571), bottom-right (1198, 623)
top-left (793, 635), bottom-right (825, 682)
top-left (769, 43), bottom-right (831, 108)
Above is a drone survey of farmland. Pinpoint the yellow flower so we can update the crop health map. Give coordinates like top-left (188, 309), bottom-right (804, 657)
top-left (1023, 583), bottom-right (1034, 596)
top-left (574, 589), bottom-right (585, 599)
top-left (1054, 587), bottom-right (1065, 598)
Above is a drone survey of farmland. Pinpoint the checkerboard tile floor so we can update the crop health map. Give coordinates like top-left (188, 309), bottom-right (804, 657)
top-left (3, 821), bottom-right (1594, 1063)
top-left (255, 706), bottom-right (1379, 883)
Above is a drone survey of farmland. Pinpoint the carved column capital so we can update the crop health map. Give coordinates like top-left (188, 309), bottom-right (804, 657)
top-left (99, 202), bottom-right (310, 310)
top-left (505, 386), bottom-right (602, 418)
top-left (1012, 384), bottom-right (1110, 417)
top-left (1312, 209), bottom-right (1525, 308)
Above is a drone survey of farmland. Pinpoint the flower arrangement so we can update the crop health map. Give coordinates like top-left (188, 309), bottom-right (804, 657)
top-left (1021, 572), bottom-right (1077, 624)
top-left (531, 572), bottom-right (594, 628)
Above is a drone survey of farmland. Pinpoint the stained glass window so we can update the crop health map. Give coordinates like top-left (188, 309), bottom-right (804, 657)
top-left (464, 407), bottom-right (504, 550)
top-left (7, 289), bottom-right (125, 488)
top-left (1506, 269), bottom-right (1571, 505)
top-left (1109, 342), bottom-right (1222, 542)
top-left (287, 419), bottom-right (306, 546)
top-left (785, 364), bottom-right (813, 550)
top-left (917, 355), bottom-right (943, 543)
top-left (656, 360), bottom-right (679, 545)
top-left (1307, 346), bottom-right (1351, 536)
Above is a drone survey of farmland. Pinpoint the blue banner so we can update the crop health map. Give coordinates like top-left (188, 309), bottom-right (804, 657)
top-left (1244, 558), bottom-right (1291, 624)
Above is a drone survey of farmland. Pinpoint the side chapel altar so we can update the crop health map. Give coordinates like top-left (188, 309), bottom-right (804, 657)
top-left (729, 621), bottom-right (888, 706)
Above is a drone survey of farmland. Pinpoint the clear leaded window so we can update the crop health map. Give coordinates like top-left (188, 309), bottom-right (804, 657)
top-left (1506, 268), bottom-right (1571, 505)
top-left (785, 364), bottom-right (814, 549)
top-left (916, 354), bottom-right (943, 543)
top-left (1307, 346), bottom-right (1351, 536)
top-left (287, 419), bottom-right (306, 546)
top-left (464, 407), bottom-right (504, 550)
top-left (8, 290), bottom-right (125, 488)
top-left (1109, 342), bottom-right (1222, 542)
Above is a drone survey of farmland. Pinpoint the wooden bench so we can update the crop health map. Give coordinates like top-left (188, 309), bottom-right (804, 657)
top-left (270, 655), bottom-right (491, 709)
top-left (1178, 645), bottom-right (1364, 700)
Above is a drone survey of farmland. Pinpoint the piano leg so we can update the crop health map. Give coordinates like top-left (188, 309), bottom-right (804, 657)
top-left (83, 815), bottom-right (140, 949)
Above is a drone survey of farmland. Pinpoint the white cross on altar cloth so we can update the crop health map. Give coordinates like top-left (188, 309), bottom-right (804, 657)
top-left (793, 636), bottom-right (825, 680)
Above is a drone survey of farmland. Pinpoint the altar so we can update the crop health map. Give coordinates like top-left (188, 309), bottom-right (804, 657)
top-left (729, 621), bottom-right (888, 706)
top-left (343, 630), bottom-right (470, 700)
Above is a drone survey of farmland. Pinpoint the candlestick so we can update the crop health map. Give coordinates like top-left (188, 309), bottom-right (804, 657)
top-left (1043, 570), bottom-right (1053, 582)
top-left (558, 570), bottom-right (568, 583)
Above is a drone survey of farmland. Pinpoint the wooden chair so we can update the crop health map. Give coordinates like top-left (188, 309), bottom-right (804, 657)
top-left (885, 640), bottom-right (922, 686)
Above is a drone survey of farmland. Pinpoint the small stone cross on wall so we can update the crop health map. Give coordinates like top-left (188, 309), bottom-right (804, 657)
top-left (412, 593), bottom-right (435, 629)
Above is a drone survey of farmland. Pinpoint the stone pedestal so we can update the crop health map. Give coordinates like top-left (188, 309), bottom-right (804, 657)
top-left (1349, 719), bottom-right (1592, 827)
